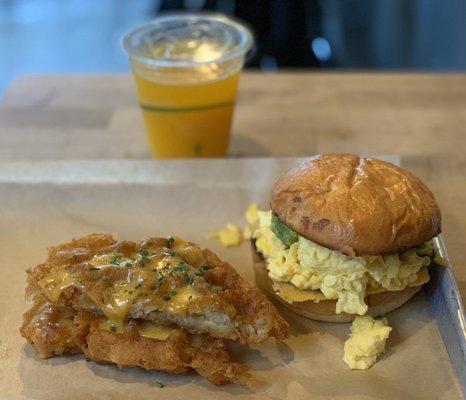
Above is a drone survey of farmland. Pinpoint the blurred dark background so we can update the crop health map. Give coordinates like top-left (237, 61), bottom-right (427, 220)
top-left (1, 0), bottom-right (466, 95)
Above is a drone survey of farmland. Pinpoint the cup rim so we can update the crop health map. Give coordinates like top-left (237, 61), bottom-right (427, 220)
top-left (122, 12), bottom-right (254, 68)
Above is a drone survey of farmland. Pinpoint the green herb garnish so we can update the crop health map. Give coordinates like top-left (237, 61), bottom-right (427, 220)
top-left (271, 213), bottom-right (299, 247)
top-left (154, 381), bottom-right (165, 388)
top-left (110, 325), bottom-right (117, 332)
top-left (163, 294), bottom-right (171, 301)
top-left (184, 274), bottom-right (194, 285)
top-left (110, 251), bottom-right (123, 265)
top-left (195, 265), bottom-right (210, 276)
top-left (171, 261), bottom-right (188, 275)
top-left (163, 250), bottom-right (176, 257)
top-left (138, 249), bottom-right (149, 257)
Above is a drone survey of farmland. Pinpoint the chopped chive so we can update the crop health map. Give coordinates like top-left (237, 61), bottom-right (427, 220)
top-left (154, 381), bottom-right (165, 388)
top-left (138, 257), bottom-right (149, 267)
top-left (195, 265), bottom-right (210, 276)
top-left (184, 274), bottom-right (194, 285)
top-left (139, 249), bottom-right (149, 257)
top-left (171, 261), bottom-right (188, 275)
top-left (163, 294), bottom-right (171, 301)
top-left (110, 325), bottom-right (117, 332)
top-left (110, 251), bottom-right (123, 265)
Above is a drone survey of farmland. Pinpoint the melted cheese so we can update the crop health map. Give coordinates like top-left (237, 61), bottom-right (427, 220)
top-left (167, 286), bottom-right (201, 314)
top-left (88, 281), bottom-right (139, 330)
top-left (273, 267), bottom-right (430, 304)
top-left (98, 318), bottom-right (173, 341)
top-left (37, 240), bottom-right (208, 330)
top-left (99, 318), bottom-right (126, 333)
top-left (38, 269), bottom-right (75, 302)
top-left (136, 321), bottom-right (173, 341)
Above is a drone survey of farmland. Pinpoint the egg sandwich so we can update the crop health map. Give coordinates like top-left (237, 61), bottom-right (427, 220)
top-left (251, 154), bottom-right (441, 322)
top-left (21, 234), bottom-right (288, 385)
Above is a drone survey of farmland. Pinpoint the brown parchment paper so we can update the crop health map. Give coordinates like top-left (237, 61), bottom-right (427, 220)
top-left (0, 158), bottom-right (461, 400)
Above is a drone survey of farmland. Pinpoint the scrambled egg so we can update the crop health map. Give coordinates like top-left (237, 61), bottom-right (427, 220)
top-left (343, 315), bottom-right (392, 370)
top-left (253, 210), bottom-right (432, 315)
top-left (245, 203), bottom-right (260, 226)
top-left (207, 224), bottom-right (243, 247)
top-left (207, 204), bottom-right (261, 246)
top-left (243, 203), bottom-right (260, 239)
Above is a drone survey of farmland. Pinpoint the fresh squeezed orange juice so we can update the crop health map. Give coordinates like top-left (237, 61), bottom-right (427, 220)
top-left (123, 14), bottom-right (253, 158)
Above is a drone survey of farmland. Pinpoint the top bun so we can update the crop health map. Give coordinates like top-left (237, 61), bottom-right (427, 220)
top-left (271, 154), bottom-right (441, 256)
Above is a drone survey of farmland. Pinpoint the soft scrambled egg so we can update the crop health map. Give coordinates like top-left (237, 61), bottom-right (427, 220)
top-left (245, 203), bottom-right (260, 226)
top-left (207, 204), bottom-right (261, 246)
top-left (243, 203), bottom-right (260, 239)
top-left (207, 224), bottom-right (243, 247)
top-left (253, 210), bottom-right (432, 315)
top-left (343, 315), bottom-right (392, 370)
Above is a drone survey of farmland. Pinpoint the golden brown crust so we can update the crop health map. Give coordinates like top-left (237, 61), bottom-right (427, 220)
top-left (20, 299), bottom-right (253, 386)
top-left (252, 244), bottom-right (423, 323)
top-left (25, 234), bottom-right (288, 345)
top-left (20, 297), bottom-right (88, 358)
top-left (82, 317), bottom-right (252, 386)
top-left (204, 249), bottom-right (289, 343)
top-left (271, 154), bottom-right (441, 255)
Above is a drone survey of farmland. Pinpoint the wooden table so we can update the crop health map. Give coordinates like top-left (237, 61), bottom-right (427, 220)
top-left (1, 72), bottom-right (465, 295)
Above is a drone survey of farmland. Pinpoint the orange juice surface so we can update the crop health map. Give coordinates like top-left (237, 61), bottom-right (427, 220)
top-left (133, 69), bottom-right (240, 158)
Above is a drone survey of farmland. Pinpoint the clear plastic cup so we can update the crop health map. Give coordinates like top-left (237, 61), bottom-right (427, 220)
top-left (123, 13), bottom-right (253, 159)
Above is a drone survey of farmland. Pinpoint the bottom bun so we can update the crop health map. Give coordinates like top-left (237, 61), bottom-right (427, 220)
top-left (252, 243), bottom-right (423, 323)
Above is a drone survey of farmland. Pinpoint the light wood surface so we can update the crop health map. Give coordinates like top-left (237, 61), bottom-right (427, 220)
top-left (1, 72), bottom-right (465, 297)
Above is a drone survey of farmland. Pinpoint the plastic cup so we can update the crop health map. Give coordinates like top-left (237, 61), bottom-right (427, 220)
top-left (123, 13), bottom-right (253, 159)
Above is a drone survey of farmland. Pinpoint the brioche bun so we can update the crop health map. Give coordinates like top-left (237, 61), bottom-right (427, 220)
top-left (271, 154), bottom-right (441, 256)
top-left (252, 244), bottom-right (423, 323)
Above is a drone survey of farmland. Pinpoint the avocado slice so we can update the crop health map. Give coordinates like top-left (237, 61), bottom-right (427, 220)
top-left (271, 213), bottom-right (299, 247)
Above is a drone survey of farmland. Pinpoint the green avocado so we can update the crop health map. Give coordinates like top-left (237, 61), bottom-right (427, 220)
top-left (271, 213), bottom-right (299, 247)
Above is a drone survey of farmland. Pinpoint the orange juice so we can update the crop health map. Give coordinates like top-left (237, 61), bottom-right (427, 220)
top-left (123, 14), bottom-right (252, 158)
top-left (133, 70), bottom-right (239, 158)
